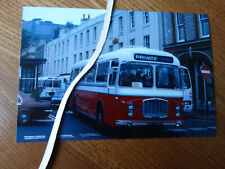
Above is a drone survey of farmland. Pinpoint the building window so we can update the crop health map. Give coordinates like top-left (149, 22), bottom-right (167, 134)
top-left (86, 30), bottom-right (89, 45)
top-left (54, 60), bottom-right (56, 74)
top-left (93, 27), bottom-right (97, 41)
top-left (109, 45), bottom-right (113, 52)
top-left (62, 41), bottom-right (65, 54)
top-left (129, 11), bottom-right (135, 30)
top-left (144, 35), bottom-right (150, 48)
top-left (86, 51), bottom-right (89, 59)
top-left (58, 44), bottom-right (60, 56)
top-left (79, 53), bottom-right (82, 61)
top-left (174, 13), bottom-right (185, 42)
top-left (74, 54), bottom-right (76, 64)
top-left (74, 35), bottom-right (77, 49)
top-left (47, 62), bottom-right (49, 75)
top-left (66, 57), bottom-right (68, 73)
top-left (55, 45), bottom-right (57, 57)
top-left (119, 16), bottom-right (123, 35)
top-left (144, 12), bottom-right (150, 25)
top-left (57, 60), bottom-right (60, 74)
top-left (130, 39), bottom-right (135, 46)
top-left (80, 33), bottom-right (83, 48)
top-left (198, 14), bottom-right (210, 38)
top-left (119, 42), bottom-right (123, 49)
top-left (61, 58), bottom-right (64, 73)
top-left (66, 40), bottom-right (69, 56)
top-left (48, 48), bottom-right (50, 57)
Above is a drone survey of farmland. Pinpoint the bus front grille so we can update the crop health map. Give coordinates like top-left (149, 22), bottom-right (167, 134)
top-left (143, 99), bottom-right (168, 118)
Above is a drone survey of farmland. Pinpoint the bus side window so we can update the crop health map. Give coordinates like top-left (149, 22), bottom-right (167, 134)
top-left (70, 69), bottom-right (74, 82)
top-left (86, 65), bottom-right (96, 82)
top-left (109, 69), bottom-right (117, 85)
top-left (80, 67), bottom-right (86, 82)
top-left (96, 62), bottom-right (109, 83)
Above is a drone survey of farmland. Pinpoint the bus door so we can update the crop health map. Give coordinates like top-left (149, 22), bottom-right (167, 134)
top-left (108, 60), bottom-right (118, 95)
top-left (180, 66), bottom-right (193, 112)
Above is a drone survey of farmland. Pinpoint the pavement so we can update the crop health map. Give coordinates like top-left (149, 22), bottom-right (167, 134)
top-left (184, 111), bottom-right (216, 121)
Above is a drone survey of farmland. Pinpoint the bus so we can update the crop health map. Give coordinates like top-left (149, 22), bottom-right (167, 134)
top-left (68, 47), bottom-right (191, 127)
top-left (38, 76), bottom-right (62, 100)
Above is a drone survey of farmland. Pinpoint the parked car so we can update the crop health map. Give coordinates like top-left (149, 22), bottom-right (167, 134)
top-left (17, 91), bottom-right (52, 125)
top-left (51, 90), bottom-right (66, 109)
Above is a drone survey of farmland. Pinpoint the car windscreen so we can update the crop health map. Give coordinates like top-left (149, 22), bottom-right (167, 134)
top-left (156, 65), bottom-right (181, 89)
top-left (44, 80), bottom-right (61, 88)
top-left (119, 63), bottom-right (153, 88)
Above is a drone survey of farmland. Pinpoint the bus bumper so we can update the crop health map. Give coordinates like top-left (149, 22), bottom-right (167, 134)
top-left (116, 120), bottom-right (183, 127)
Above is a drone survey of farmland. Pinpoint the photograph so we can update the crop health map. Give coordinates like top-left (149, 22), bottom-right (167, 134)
top-left (17, 7), bottom-right (216, 143)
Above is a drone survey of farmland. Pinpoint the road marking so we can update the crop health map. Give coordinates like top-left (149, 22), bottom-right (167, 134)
top-left (60, 134), bottom-right (74, 138)
top-left (48, 114), bottom-right (55, 120)
top-left (166, 128), bottom-right (187, 132)
top-left (188, 127), bottom-right (208, 131)
top-left (33, 119), bottom-right (54, 122)
top-left (24, 135), bottom-right (46, 140)
top-left (79, 133), bottom-right (102, 137)
top-left (65, 111), bottom-right (74, 114)
top-left (208, 126), bottom-right (216, 130)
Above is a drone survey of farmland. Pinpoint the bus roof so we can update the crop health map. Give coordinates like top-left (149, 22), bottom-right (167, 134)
top-left (71, 47), bottom-right (180, 69)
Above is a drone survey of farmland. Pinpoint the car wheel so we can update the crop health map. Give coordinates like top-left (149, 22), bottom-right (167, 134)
top-left (18, 113), bottom-right (31, 125)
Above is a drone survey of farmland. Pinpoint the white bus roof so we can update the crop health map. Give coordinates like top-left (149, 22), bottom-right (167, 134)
top-left (71, 47), bottom-right (180, 69)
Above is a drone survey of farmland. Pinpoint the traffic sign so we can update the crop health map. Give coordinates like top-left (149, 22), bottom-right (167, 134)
top-left (200, 65), bottom-right (211, 78)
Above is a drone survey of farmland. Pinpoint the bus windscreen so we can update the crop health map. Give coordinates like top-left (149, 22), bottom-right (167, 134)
top-left (119, 63), bottom-right (153, 87)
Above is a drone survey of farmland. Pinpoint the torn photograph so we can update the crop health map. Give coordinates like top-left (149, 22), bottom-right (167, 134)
top-left (17, 7), bottom-right (216, 142)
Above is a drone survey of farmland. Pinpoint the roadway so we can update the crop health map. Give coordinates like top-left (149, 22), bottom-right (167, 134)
top-left (17, 110), bottom-right (216, 143)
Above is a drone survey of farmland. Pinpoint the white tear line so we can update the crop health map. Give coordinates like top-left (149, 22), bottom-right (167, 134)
top-left (24, 135), bottom-right (46, 140)
top-left (79, 133), bottom-right (102, 137)
top-left (38, 1), bottom-right (114, 168)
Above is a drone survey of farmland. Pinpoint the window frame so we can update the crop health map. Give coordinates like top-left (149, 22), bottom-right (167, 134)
top-left (174, 13), bottom-right (185, 42)
top-left (144, 35), bottom-right (150, 48)
top-left (129, 11), bottom-right (135, 30)
top-left (198, 14), bottom-right (210, 38)
top-left (119, 16), bottom-right (123, 35)
top-left (143, 11), bottom-right (150, 25)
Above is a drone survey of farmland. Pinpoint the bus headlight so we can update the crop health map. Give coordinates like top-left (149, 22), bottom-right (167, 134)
top-left (175, 104), bottom-right (181, 117)
top-left (127, 102), bottom-right (134, 117)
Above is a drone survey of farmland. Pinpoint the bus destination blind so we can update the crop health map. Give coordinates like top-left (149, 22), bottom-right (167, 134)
top-left (134, 54), bottom-right (173, 63)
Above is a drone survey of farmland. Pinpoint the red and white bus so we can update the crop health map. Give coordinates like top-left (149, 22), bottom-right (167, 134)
top-left (68, 47), bottom-right (190, 127)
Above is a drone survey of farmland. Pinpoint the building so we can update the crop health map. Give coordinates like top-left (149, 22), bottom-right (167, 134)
top-left (162, 13), bottom-right (215, 112)
top-left (19, 45), bottom-right (46, 93)
top-left (42, 10), bottom-right (163, 77)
